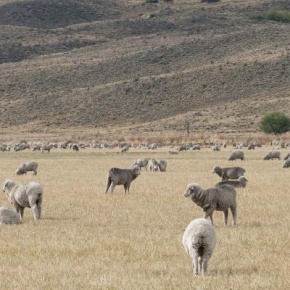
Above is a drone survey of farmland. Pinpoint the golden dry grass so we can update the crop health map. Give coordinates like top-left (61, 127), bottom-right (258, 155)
top-left (0, 146), bottom-right (289, 289)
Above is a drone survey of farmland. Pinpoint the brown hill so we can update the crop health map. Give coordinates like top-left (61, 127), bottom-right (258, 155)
top-left (0, 0), bottom-right (290, 141)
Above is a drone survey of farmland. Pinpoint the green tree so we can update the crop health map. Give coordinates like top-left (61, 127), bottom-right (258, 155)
top-left (260, 112), bottom-right (290, 135)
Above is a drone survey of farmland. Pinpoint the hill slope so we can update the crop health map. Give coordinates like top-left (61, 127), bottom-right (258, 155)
top-left (0, 0), bottom-right (290, 140)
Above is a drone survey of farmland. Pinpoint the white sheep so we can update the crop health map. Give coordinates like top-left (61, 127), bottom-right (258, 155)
top-left (0, 206), bottom-right (21, 224)
top-left (158, 159), bottom-right (167, 172)
top-left (3, 179), bottom-right (43, 220)
top-left (184, 183), bottom-right (237, 226)
top-left (182, 218), bottom-right (216, 276)
top-left (15, 161), bottom-right (38, 175)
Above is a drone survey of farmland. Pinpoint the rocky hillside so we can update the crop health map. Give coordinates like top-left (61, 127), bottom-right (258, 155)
top-left (0, 0), bottom-right (290, 140)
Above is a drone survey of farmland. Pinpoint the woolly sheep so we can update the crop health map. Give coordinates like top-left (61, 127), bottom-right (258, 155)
top-left (263, 151), bottom-right (281, 160)
top-left (158, 159), bottom-right (167, 172)
top-left (283, 158), bottom-right (290, 168)
top-left (284, 153), bottom-right (290, 160)
top-left (120, 145), bottom-right (130, 152)
top-left (15, 161), bottom-right (38, 176)
top-left (132, 158), bottom-right (149, 170)
top-left (212, 166), bottom-right (246, 181)
top-left (212, 144), bottom-right (220, 151)
top-left (3, 179), bottom-right (43, 220)
top-left (0, 206), bottom-right (21, 224)
top-left (215, 176), bottom-right (248, 188)
top-left (184, 183), bottom-right (237, 226)
top-left (148, 158), bottom-right (159, 172)
top-left (228, 151), bottom-right (245, 161)
top-left (182, 218), bottom-right (216, 276)
top-left (41, 144), bottom-right (53, 153)
top-left (105, 165), bottom-right (141, 193)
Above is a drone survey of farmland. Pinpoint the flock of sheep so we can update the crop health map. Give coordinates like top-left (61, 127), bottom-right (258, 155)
top-left (0, 161), bottom-right (43, 224)
top-left (1, 147), bottom-right (289, 277)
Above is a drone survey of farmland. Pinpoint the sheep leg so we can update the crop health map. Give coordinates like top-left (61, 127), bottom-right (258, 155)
top-left (105, 178), bottom-right (112, 193)
top-left (192, 253), bottom-right (199, 275)
top-left (223, 209), bottom-right (229, 226)
top-left (202, 257), bottom-right (209, 275)
top-left (204, 208), bottom-right (215, 225)
top-left (19, 207), bottom-right (25, 219)
top-left (123, 183), bottom-right (129, 193)
top-left (124, 182), bottom-right (131, 194)
top-left (230, 206), bottom-right (237, 226)
top-left (198, 256), bottom-right (203, 274)
top-left (36, 196), bottom-right (42, 219)
top-left (15, 204), bottom-right (24, 219)
top-left (110, 182), bottom-right (116, 194)
top-left (29, 195), bottom-right (41, 219)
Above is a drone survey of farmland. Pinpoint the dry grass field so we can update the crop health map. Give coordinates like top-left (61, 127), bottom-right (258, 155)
top-left (0, 146), bottom-right (289, 289)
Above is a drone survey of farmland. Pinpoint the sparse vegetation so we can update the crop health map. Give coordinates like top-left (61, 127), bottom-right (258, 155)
top-left (251, 10), bottom-right (290, 23)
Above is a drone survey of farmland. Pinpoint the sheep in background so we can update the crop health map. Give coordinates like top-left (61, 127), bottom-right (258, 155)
top-left (0, 206), bottom-right (21, 224)
top-left (212, 166), bottom-right (246, 181)
top-left (148, 158), bottom-right (159, 172)
top-left (41, 144), bottom-right (53, 153)
top-left (283, 158), bottom-right (290, 168)
top-left (228, 151), bottom-right (245, 161)
top-left (15, 161), bottom-right (38, 176)
top-left (105, 165), bottom-right (140, 193)
top-left (184, 183), bottom-right (237, 226)
top-left (263, 151), bottom-right (281, 160)
top-left (158, 159), bottom-right (167, 172)
top-left (3, 179), bottom-right (43, 220)
top-left (212, 144), bottom-right (220, 151)
top-left (182, 218), bottom-right (216, 276)
top-left (120, 145), bottom-right (130, 152)
top-left (215, 176), bottom-right (248, 188)
top-left (132, 158), bottom-right (149, 170)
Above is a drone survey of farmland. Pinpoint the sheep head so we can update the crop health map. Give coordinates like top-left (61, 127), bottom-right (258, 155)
top-left (184, 183), bottom-right (202, 198)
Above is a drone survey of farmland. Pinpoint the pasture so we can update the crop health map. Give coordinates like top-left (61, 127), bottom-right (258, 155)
top-left (0, 146), bottom-right (289, 289)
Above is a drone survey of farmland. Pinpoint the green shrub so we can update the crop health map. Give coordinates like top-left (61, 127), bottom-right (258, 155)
top-left (251, 10), bottom-right (290, 23)
top-left (260, 112), bottom-right (290, 135)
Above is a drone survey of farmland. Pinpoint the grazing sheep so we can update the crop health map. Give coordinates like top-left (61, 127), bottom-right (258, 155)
top-left (182, 218), bottom-right (216, 276)
top-left (212, 166), bottom-right (246, 181)
top-left (105, 165), bottom-right (140, 193)
top-left (32, 145), bottom-right (41, 151)
top-left (215, 176), bottom-right (248, 188)
top-left (228, 151), bottom-right (245, 161)
top-left (169, 150), bottom-right (178, 155)
top-left (212, 144), bottom-right (220, 151)
top-left (184, 183), bottom-right (237, 226)
top-left (3, 180), bottom-right (43, 220)
top-left (191, 145), bottom-right (201, 150)
top-left (283, 158), bottom-right (290, 168)
top-left (132, 158), bottom-right (149, 170)
top-left (284, 153), bottom-right (290, 160)
top-left (120, 145), bottom-right (130, 152)
top-left (248, 144), bottom-right (255, 150)
top-left (0, 206), bottom-right (21, 224)
top-left (72, 144), bottom-right (79, 151)
top-left (15, 161), bottom-right (38, 176)
top-left (41, 144), bottom-right (53, 153)
top-left (263, 151), bottom-right (281, 160)
top-left (158, 159), bottom-right (167, 172)
top-left (148, 158), bottom-right (159, 172)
